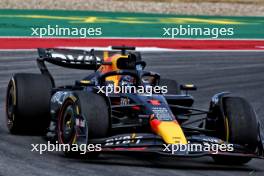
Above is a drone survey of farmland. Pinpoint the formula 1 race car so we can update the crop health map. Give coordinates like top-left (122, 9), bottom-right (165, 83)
top-left (5, 46), bottom-right (264, 165)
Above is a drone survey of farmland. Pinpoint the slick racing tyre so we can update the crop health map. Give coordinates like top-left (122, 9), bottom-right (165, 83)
top-left (213, 97), bottom-right (259, 165)
top-left (5, 73), bottom-right (52, 134)
top-left (58, 91), bottom-right (109, 158)
top-left (159, 79), bottom-right (181, 94)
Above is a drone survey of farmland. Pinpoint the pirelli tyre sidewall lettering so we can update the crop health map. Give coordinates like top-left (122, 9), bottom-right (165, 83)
top-left (57, 92), bottom-right (88, 146)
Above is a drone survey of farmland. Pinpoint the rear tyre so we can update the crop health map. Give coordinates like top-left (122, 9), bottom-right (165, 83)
top-left (5, 73), bottom-right (52, 134)
top-left (58, 91), bottom-right (109, 158)
top-left (212, 97), bottom-right (258, 165)
top-left (159, 79), bottom-right (181, 94)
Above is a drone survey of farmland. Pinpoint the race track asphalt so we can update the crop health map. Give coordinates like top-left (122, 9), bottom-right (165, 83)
top-left (0, 50), bottom-right (264, 176)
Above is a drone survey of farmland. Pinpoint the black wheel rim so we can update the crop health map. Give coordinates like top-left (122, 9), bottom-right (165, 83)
top-left (59, 100), bottom-right (76, 144)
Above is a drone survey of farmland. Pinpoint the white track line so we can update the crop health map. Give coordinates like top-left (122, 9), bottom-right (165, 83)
top-left (0, 49), bottom-right (36, 52)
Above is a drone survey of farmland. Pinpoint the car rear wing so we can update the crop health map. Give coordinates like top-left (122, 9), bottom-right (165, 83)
top-left (37, 48), bottom-right (111, 70)
top-left (36, 47), bottom-right (145, 88)
top-left (36, 48), bottom-right (111, 87)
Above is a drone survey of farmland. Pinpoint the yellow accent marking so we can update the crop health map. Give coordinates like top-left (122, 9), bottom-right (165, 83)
top-left (80, 80), bottom-right (90, 84)
top-left (225, 117), bottom-right (230, 142)
top-left (11, 78), bottom-right (16, 106)
top-left (73, 107), bottom-right (79, 144)
top-left (81, 17), bottom-right (155, 24)
top-left (0, 15), bottom-right (83, 21)
top-left (131, 133), bottom-right (136, 143)
top-left (110, 54), bottom-right (129, 71)
top-left (103, 51), bottom-right (109, 59)
top-left (185, 84), bottom-right (194, 88)
top-left (157, 121), bottom-right (187, 144)
top-left (76, 106), bottom-right (80, 115)
top-left (159, 18), bottom-right (244, 25)
top-left (66, 120), bottom-right (71, 127)
top-left (0, 15), bottom-right (248, 25)
top-left (83, 17), bottom-right (97, 23)
top-left (69, 96), bottom-right (77, 102)
top-left (72, 134), bottom-right (77, 144)
top-left (103, 54), bottom-right (129, 87)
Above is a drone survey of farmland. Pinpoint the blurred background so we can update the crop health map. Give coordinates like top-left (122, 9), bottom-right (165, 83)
top-left (0, 0), bottom-right (263, 16)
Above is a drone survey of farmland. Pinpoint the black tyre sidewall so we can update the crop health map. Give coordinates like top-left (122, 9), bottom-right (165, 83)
top-left (223, 97), bottom-right (258, 150)
top-left (5, 73), bottom-right (52, 134)
top-left (213, 97), bottom-right (258, 165)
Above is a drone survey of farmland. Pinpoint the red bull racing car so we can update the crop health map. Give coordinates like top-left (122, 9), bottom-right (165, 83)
top-left (5, 46), bottom-right (264, 164)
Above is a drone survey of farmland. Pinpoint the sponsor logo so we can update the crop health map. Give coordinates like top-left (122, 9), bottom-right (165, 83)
top-left (105, 135), bottom-right (143, 146)
top-left (51, 53), bottom-right (101, 64)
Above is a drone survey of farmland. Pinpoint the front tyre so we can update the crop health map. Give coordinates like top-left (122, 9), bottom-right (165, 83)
top-left (212, 97), bottom-right (258, 165)
top-left (57, 91), bottom-right (109, 158)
